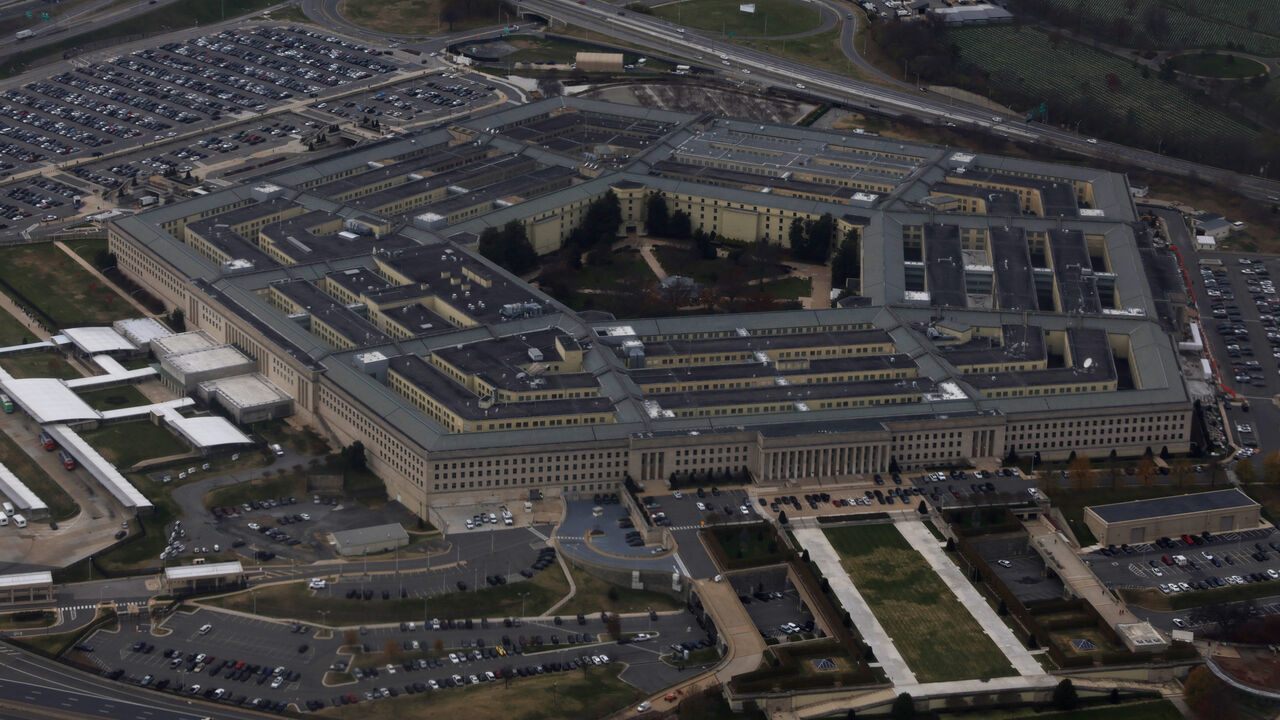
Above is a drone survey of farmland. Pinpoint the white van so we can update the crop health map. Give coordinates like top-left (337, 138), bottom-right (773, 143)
top-left (0, 515), bottom-right (8, 527)
top-left (1, 502), bottom-right (12, 516)
top-left (12, 514), bottom-right (26, 528)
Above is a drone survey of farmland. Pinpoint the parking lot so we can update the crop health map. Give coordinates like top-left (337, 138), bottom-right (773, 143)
top-left (310, 71), bottom-right (497, 128)
top-left (1085, 527), bottom-right (1280, 592)
top-left (0, 25), bottom-right (403, 179)
top-left (81, 602), bottom-right (705, 713)
top-left (972, 535), bottom-right (1065, 604)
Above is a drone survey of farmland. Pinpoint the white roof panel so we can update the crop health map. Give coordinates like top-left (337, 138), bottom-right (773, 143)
top-left (164, 561), bottom-right (244, 580)
top-left (113, 318), bottom-right (172, 347)
top-left (62, 326), bottom-right (136, 354)
top-left (0, 379), bottom-right (98, 423)
top-left (0, 571), bottom-right (53, 589)
top-left (166, 414), bottom-right (252, 448)
top-left (0, 462), bottom-right (48, 513)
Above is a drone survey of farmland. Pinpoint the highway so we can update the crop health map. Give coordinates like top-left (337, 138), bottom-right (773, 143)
top-left (0, 643), bottom-right (266, 720)
top-left (515, 0), bottom-right (1280, 201)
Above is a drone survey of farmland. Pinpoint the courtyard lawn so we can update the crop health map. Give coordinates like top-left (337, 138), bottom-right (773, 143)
top-left (78, 420), bottom-right (190, 469)
top-left (0, 353), bottom-right (81, 380)
top-left (74, 385), bottom-right (152, 412)
top-left (823, 524), bottom-right (1014, 682)
top-left (203, 564), bottom-right (571, 625)
top-left (0, 243), bottom-right (130, 327)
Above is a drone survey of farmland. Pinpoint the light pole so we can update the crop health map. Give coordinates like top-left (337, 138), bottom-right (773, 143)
top-left (318, 609), bottom-right (329, 628)
top-left (519, 591), bottom-right (530, 619)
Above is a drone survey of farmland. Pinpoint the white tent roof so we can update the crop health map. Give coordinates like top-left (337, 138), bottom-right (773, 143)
top-left (0, 462), bottom-right (48, 513)
top-left (0, 378), bottom-right (98, 423)
top-left (161, 409), bottom-right (252, 448)
top-left (44, 424), bottom-right (152, 510)
top-left (62, 326), bottom-right (136, 354)
top-left (113, 318), bottom-right (172, 347)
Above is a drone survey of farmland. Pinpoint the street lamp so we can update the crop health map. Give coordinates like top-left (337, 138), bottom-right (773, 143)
top-left (519, 591), bottom-right (530, 619)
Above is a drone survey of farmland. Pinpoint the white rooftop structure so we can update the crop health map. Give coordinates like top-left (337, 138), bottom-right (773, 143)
top-left (0, 463), bottom-right (47, 515)
top-left (65, 365), bottom-right (157, 389)
top-left (0, 378), bottom-right (98, 423)
top-left (197, 374), bottom-right (293, 411)
top-left (163, 561), bottom-right (244, 581)
top-left (113, 318), bottom-right (173, 349)
top-left (43, 424), bottom-right (152, 511)
top-left (159, 407), bottom-right (252, 448)
top-left (165, 346), bottom-right (254, 375)
top-left (0, 571), bottom-right (53, 589)
top-left (152, 330), bottom-right (218, 357)
top-left (62, 326), bottom-right (137, 355)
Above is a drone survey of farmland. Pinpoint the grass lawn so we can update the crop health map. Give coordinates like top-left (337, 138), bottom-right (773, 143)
top-left (936, 699), bottom-right (1182, 720)
top-left (1044, 484), bottom-right (1203, 546)
top-left (1122, 578), bottom-right (1280, 611)
top-left (572, 248), bottom-right (655, 292)
top-left (313, 662), bottom-right (641, 720)
top-left (706, 522), bottom-right (790, 568)
top-left (0, 308), bottom-right (35, 347)
top-left (0, 610), bottom-right (57, 629)
top-left (253, 419), bottom-right (331, 456)
top-left (65, 238), bottom-right (108, 268)
top-left (734, 29), bottom-right (865, 79)
top-left (652, 0), bottom-right (825, 37)
top-left (652, 245), bottom-right (726, 285)
top-left (497, 36), bottom-right (616, 65)
top-left (74, 385), bottom-right (151, 412)
top-left (0, 353), bottom-right (81, 380)
top-left (760, 276), bottom-right (811, 300)
top-left (552, 564), bottom-right (685, 616)
top-left (1169, 53), bottom-right (1268, 79)
top-left (0, 430), bottom-right (78, 521)
top-left (0, 243), bottom-right (128, 327)
top-left (823, 524), bottom-right (1014, 682)
top-left (205, 565), bottom-right (571, 625)
top-left (203, 472), bottom-right (311, 511)
top-left (78, 420), bottom-right (189, 469)
top-left (337, 0), bottom-right (499, 35)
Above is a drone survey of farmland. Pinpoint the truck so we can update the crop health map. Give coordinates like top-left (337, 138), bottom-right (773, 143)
top-left (16, 30), bottom-right (35, 41)
top-left (0, 393), bottom-right (12, 413)
top-left (12, 514), bottom-right (25, 529)
top-left (59, 450), bottom-right (76, 470)
top-left (1173, 554), bottom-right (1189, 567)
top-left (38, 430), bottom-right (55, 451)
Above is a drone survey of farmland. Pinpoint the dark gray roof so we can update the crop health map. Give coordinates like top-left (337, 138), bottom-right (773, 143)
top-left (1088, 489), bottom-right (1259, 523)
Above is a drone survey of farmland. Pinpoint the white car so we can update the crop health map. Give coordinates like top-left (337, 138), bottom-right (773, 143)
top-left (1172, 618), bottom-right (1186, 628)
top-left (448, 653), bottom-right (459, 664)
top-left (309, 578), bottom-right (326, 590)
top-left (997, 559), bottom-right (1012, 568)
top-left (637, 701), bottom-right (652, 712)
top-left (696, 502), bottom-right (706, 511)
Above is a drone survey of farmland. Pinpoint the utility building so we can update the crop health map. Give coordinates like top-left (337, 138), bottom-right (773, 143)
top-left (1084, 489), bottom-right (1262, 546)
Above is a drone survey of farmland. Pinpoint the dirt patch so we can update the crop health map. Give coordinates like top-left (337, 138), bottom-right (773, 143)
top-left (1217, 654), bottom-right (1280, 690)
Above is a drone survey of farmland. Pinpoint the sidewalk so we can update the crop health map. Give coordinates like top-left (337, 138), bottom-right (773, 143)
top-left (894, 519), bottom-right (1044, 676)
top-left (791, 524), bottom-right (917, 686)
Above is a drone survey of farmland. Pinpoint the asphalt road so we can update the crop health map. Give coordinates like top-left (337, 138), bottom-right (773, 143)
top-left (515, 0), bottom-right (1280, 202)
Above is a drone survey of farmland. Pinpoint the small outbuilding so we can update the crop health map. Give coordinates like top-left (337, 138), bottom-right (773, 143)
top-left (162, 561), bottom-right (246, 595)
top-left (575, 52), bottom-right (623, 72)
top-left (0, 571), bottom-right (53, 606)
top-left (331, 523), bottom-right (410, 557)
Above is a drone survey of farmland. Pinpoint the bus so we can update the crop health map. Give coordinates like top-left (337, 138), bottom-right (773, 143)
top-left (59, 450), bottom-right (76, 470)
top-left (38, 431), bottom-right (55, 451)
top-left (0, 393), bottom-right (12, 413)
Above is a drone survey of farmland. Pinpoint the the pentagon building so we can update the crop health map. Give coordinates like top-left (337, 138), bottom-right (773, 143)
top-left (108, 96), bottom-right (1192, 518)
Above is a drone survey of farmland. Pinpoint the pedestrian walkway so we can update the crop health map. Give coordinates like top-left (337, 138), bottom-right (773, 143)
top-left (790, 525), bottom-right (918, 686)
top-left (894, 519), bottom-right (1044, 677)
